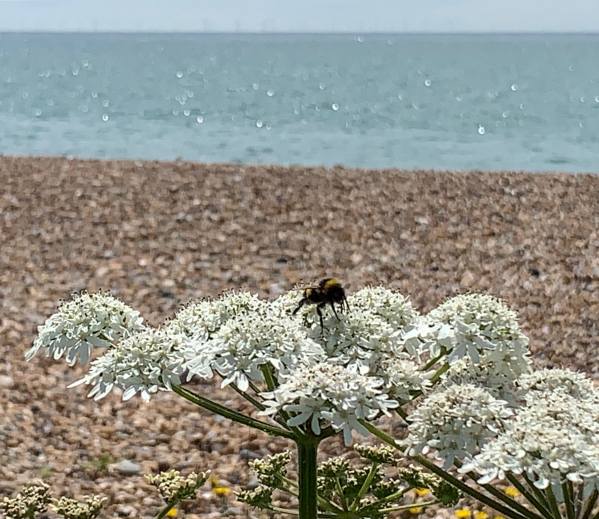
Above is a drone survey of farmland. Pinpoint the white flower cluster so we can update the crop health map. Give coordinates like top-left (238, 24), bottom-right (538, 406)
top-left (348, 286), bottom-right (419, 330)
top-left (0, 481), bottom-right (50, 519)
top-left (378, 356), bottom-right (431, 402)
top-left (50, 495), bottom-right (106, 519)
top-left (69, 329), bottom-right (186, 401)
top-left (26, 292), bottom-right (144, 365)
top-left (165, 291), bottom-right (268, 339)
top-left (261, 363), bottom-right (398, 445)
top-left (181, 306), bottom-right (324, 391)
top-left (517, 368), bottom-right (598, 402)
top-left (440, 359), bottom-right (521, 403)
top-left (461, 389), bottom-right (599, 491)
top-left (146, 469), bottom-right (208, 503)
top-left (419, 294), bottom-right (530, 375)
top-left (406, 384), bottom-right (513, 467)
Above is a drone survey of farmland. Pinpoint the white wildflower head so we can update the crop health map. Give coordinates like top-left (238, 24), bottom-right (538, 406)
top-left (50, 495), bottom-right (106, 519)
top-left (348, 286), bottom-right (419, 330)
top-left (165, 291), bottom-right (268, 339)
top-left (1, 481), bottom-right (51, 519)
top-left (146, 469), bottom-right (208, 503)
top-left (182, 310), bottom-right (324, 391)
top-left (440, 358), bottom-right (525, 404)
top-left (69, 328), bottom-right (186, 401)
top-left (461, 391), bottom-right (599, 491)
top-left (310, 309), bottom-right (404, 376)
top-left (407, 384), bottom-right (513, 467)
top-left (517, 368), bottom-right (599, 402)
top-left (26, 292), bottom-right (144, 365)
top-left (425, 293), bottom-right (530, 371)
top-left (378, 357), bottom-right (431, 402)
top-left (261, 363), bottom-right (398, 445)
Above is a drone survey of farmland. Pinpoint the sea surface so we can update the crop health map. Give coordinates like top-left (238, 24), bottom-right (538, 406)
top-left (0, 32), bottom-right (598, 172)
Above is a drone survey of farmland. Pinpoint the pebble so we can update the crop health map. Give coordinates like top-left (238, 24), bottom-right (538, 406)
top-left (112, 459), bottom-right (142, 475)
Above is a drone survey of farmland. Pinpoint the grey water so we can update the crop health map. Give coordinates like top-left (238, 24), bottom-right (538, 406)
top-left (0, 32), bottom-right (598, 172)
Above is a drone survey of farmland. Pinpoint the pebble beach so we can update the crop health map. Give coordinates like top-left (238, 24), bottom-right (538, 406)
top-left (1, 155), bottom-right (598, 517)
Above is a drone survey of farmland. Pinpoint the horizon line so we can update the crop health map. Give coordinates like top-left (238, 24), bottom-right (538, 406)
top-left (1, 29), bottom-right (599, 35)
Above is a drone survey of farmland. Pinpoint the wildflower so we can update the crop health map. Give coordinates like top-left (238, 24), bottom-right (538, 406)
top-left (460, 391), bottom-right (599, 490)
top-left (347, 286), bottom-right (419, 330)
top-left (166, 508), bottom-right (178, 518)
top-left (407, 384), bottom-right (513, 467)
top-left (504, 486), bottom-right (520, 498)
top-left (165, 291), bottom-right (269, 340)
top-left (0, 481), bottom-right (51, 518)
top-left (474, 512), bottom-right (489, 519)
top-left (50, 495), bottom-right (106, 519)
top-left (146, 469), bottom-right (208, 503)
top-left (379, 356), bottom-right (432, 402)
top-left (426, 294), bottom-right (529, 371)
top-left (69, 329), bottom-right (186, 401)
top-left (409, 505), bottom-right (424, 513)
top-left (455, 507), bottom-right (472, 518)
top-left (261, 363), bottom-right (398, 445)
top-left (414, 487), bottom-right (431, 497)
top-left (26, 292), bottom-right (144, 365)
top-left (516, 368), bottom-right (599, 401)
top-left (182, 308), bottom-right (324, 391)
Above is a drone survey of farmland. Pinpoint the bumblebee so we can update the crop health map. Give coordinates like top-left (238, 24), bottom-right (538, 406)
top-left (292, 278), bottom-right (349, 331)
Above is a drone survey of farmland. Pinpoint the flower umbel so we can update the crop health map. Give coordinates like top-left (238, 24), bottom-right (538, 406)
top-left (25, 292), bottom-right (144, 365)
top-left (50, 495), bottom-right (106, 519)
top-left (146, 469), bottom-right (208, 503)
top-left (261, 363), bottom-right (398, 445)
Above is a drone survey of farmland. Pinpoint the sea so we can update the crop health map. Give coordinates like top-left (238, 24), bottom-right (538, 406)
top-left (0, 32), bottom-right (598, 172)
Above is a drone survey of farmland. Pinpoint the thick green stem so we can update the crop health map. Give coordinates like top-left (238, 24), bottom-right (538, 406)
top-left (172, 385), bottom-right (295, 439)
top-left (546, 485), bottom-right (562, 518)
top-left (563, 481), bottom-right (576, 519)
top-left (155, 500), bottom-right (177, 519)
top-left (580, 489), bottom-right (598, 519)
top-left (506, 474), bottom-right (556, 518)
top-left (297, 438), bottom-right (320, 519)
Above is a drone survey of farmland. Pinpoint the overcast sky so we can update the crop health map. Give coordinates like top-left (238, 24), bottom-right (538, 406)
top-left (1, 0), bottom-right (598, 33)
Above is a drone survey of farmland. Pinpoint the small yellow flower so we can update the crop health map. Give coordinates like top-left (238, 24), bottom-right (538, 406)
top-left (414, 487), bottom-right (431, 497)
top-left (166, 508), bottom-right (178, 517)
top-left (504, 486), bottom-right (520, 498)
top-left (409, 506), bottom-right (423, 514)
top-left (455, 507), bottom-right (472, 518)
top-left (212, 486), bottom-right (232, 497)
top-left (474, 512), bottom-right (489, 519)
top-left (495, 516), bottom-right (505, 519)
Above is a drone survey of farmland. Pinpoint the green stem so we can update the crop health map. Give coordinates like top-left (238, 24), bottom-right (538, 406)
top-left (297, 437), bottom-right (320, 519)
top-left (506, 473), bottom-right (555, 518)
top-left (172, 385), bottom-right (295, 439)
top-left (280, 476), bottom-right (342, 513)
top-left (155, 500), bottom-right (177, 519)
top-left (580, 490), bottom-right (598, 519)
top-left (359, 420), bottom-right (398, 447)
top-left (379, 499), bottom-right (440, 513)
top-left (523, 473), bottom-right (556, 517)
top-left (546, 485), bottom-right (562, 518)
top-left (564, 481), bottom-right (576, 519)
top-left (454, 461), bottom-right (545, 519)
top-left (420, 351), bottom-right (446, 371)
top-left (350, 463), bottom-right (378, 511)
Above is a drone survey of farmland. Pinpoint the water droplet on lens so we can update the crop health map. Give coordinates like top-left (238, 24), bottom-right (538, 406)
top-left (91, 91), bottom-right (98, 98)
top-left (102, 99), bottom-right (110, 108)
top-left (196, 115), bottom-right (204, 124)
top-left (579, 121), bottom-right (584, 128)
top-left (266, 89), bottom-right (274, 97)
top-left (478, 124), bottom-right (486, 135)
top-left (455, 96), bottom-right (463, 102)
top-left (397, 94), bottom-right (403, 101)
top-left (252, 83), bottom-right (259, 90)
top-left (102, 114), bottom-right (109, 122)
top-left (34, 109), bottom-right (42, 117)
top-left (424, 79), bottom-right (432, 87)
top-left (183, 109), bottom-right (191, 117)
top-left (502, 111), bottom-right (509, 118)
top-left (176, 71), bottom-right (184, 79)
top-left (579, 96), bottom-right (585, 103)
top-left (319, 83), bottom-right (326, 90)
top-left (510, 84), bottom-right (518, 92)
top-left (568, 65), bottom-right (575, 72)
top-left (255, 119), bottom-right (263, 128)
top-left (331, 103), bottom-right (339, 111)
top-left (595, 96), bottom-right (599, 103)
top-left (356, 36), bottom-right (364, 43)
top-left (519, 103), bottom-right (525, 110)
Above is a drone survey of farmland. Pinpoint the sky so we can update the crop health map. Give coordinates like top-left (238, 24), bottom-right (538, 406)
top-left (0, 0), bottom-right (598, 33)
